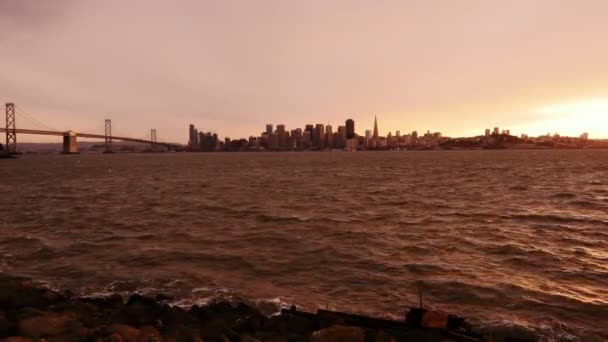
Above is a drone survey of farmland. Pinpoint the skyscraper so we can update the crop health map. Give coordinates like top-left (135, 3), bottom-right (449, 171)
top-left (193, 128), bottom-right (199, 150)
top-left (291, 128), bottom-right (302, 148)
top-left (346, 119), bottom-right (355, 139)
top-left (270, 132), bottom-right (279, 149)
top-left (277, 124), bottom-right (286, 149)
top-left (189, 124), bottom-right (195, 147)
top-left (373, 115), bottom-right (379, 140)
top-left (266, 124), bottom-right (273, 136)
top-left (313, 124), bottom-right (325, 149)
top-left (325, 125), bottom-right (334, 148)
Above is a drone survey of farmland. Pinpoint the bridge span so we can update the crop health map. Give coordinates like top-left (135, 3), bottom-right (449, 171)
top-left (1, 103), bottom-right (183, 154)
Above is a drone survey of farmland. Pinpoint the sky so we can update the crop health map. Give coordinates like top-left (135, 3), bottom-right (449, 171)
top-left (1, 0), bottom-right (608, 143)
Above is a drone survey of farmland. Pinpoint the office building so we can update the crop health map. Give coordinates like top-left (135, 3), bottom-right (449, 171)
top-left (270, 132), bottom-right (279, 149)
top-left (325, 125), bottom-right (334, 148)
top-left (313, 124), bottom-right (325, 149)
top-left (346, 119), bottom-right (355, 139)
top-left (277, 124), bottom-right (286, 149)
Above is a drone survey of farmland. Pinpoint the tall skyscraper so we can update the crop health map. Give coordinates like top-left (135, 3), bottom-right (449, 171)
top-left (346, 119), bottom-right (355, 139)
top-left (302, 131), bottom-right (312, 148)
top-left (266, 124), bottom-right (273, 136)
top-left (373, 115), bottom-right (379, 140)
top-left (336, 126), bottom-right (347, 148)
top-left (313, 124), bottom-right (325, 149)
top-left (270, 132), bottom-right (279, 149)
top-left (277, 124), bottom-right (286, 148)
top-left (193, 128), bottom-right (199, 150)
top-left (325, 125), bottom-right (334, 148)
top-left (189, 124), bottom-right (195, 147)
top-left (291, 128), bottom-right (302, 148)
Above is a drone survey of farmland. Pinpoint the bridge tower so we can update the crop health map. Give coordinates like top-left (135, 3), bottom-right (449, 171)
top-left (150, 129), bottom-right (157, 152)
top-left (5, 103), bottom-right (16, 154)
top-left (104, 119), bottom-right (113, 153)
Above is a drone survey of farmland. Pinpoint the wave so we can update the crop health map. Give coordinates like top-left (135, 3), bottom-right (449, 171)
top-left (255, 214), bottom-right (311, 223)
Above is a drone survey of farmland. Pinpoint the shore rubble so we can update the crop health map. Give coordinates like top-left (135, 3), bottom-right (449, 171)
top-left (0, 274), bottom-right (531, 341)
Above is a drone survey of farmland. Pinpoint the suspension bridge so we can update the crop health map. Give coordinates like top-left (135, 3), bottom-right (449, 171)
top-left (0, 103), bottom-right (184, 154)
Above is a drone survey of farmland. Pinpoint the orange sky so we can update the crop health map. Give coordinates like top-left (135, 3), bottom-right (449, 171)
top-left (1, 0), bottom-right (607, 143)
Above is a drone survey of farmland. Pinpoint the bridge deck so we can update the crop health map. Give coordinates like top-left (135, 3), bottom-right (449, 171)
top-left (0, 128), bottom-right (182, 148)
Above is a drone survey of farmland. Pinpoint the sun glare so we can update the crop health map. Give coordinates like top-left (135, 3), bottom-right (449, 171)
top-left (530, 99), bottom-right (608, 137)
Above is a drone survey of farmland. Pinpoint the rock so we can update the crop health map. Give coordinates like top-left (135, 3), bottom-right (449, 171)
top-left (310, 325), bottom-right (366, 342)
top-left (0, 276), bottom-right (67, 309)
top-left (17, 312), bottom-right (77, 338)
top-left (282, 313), bottom-right (316, 336)
top-left (0, 311), bottom-right (16, 337)
top-left (110, 324), bottom-right (141, 342)
top-left (106, 333), bottom-right (125, 342)
top-left (155, 294), bottom-right (173, 302)
top-left (374, 330), bottom-right (396, 342)
top-left (232, 313), bottom-right (273, 334)
top-left (81, 294), bottom-right (124, 309)
top-left (137, 325), bottom-right (162, 342)
top-left (112, 295), bottom-right (162, 326)
top-left (161, 324), bottom-right (203, 342)
top-left (1, 337), bottom-right (35, 342)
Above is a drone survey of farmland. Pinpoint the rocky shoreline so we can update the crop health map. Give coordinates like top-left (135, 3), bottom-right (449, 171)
top-left (0, 274), bottom-right (530, 342)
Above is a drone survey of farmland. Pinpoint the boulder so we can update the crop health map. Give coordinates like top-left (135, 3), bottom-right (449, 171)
top-left (311, 325), bottom-right (366, 342)
top-left (111, 295), bottom-right (162, 326)
top-left (1, 337), bottom-right (35, 342)
top-left (17, 312), bottom-right (78, 338)
top-left (110, 324), bottom-right (141, 342)
top-left (0, 276), bottom-right (67, 309)
top-left (0, 312), bottom-right (16, 337)
top-left (137, 325), bottom-right (162, 342)
top-left (161, 324), bottom-right (204, 342)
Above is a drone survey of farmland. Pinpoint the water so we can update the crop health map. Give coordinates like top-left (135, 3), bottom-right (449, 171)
top-left (1, 151), bottom-right (607, 340)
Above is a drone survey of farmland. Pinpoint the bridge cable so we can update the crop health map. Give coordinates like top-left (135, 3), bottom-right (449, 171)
top-left (14, 105), bottom-right (59, 132)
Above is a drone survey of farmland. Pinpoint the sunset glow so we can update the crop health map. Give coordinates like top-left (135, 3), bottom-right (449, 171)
top-left (532, 99), bottom-right (608, 137)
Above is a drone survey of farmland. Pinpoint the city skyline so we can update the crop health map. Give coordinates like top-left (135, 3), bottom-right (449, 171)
top-left (2, 1), bottom-right (608, 142)
top-left (186, 115), bottom-right (596, 152)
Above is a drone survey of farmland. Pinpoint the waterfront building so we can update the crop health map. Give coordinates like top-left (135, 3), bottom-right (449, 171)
top-left (396, 130), bottom-right (401, 138)
top-left (291, 129), bottom-right (302, 148)
top-left (346, 119), bottom-right (355, 139)
top-left (189, 124), bottom-right (195, 148)
top-left (266, 124), bottom-right (273, 136)
top-left (305, 124), bottom-right (314, 140)
top-left (325, 125), bottom-right (334, 148)
top-left (277, 124), bottom-right (286, 149)
top-left (313, 124), bottom-right (325, 149)
top-left (198, 131), bottom-right (204, 150)
top-left (485, 129), bottom-right (491, 137)
top-left (365, 130), bottom-right (372, 148)
top-left (302, 131), bottom-right (312, 149)
top-left (493, 127), bottom-right (500, 135)
top-left (193, 128), bottom-right (199, 150)
top-left (260, 133), bottom-right (270, 147)
top-left (270, 132), bottom-right (279, 149)
top-left (345, 138), bottom-right (358, 151)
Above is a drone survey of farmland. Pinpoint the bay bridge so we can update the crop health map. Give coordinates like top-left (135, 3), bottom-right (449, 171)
top-left (1, 103), bottom-right (184, 154)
